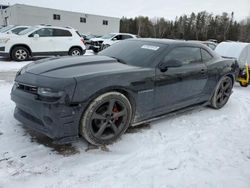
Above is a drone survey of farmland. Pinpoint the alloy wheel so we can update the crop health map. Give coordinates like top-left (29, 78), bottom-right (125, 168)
top-left (216, 77), bottom-right (232, 107)
top-left (72, 50), bottom-right (81, 56)
top-left (15, 49), bottom-right (28, 60)
top-left (89, 99), bottom-right (128, 140)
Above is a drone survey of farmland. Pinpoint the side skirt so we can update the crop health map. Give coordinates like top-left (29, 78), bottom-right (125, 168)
top-left (132, 101), bottom-right (209, 127)
top-left (32, 51), bottom-right (69, 56)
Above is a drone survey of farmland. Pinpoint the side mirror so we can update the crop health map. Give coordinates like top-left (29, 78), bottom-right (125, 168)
top-left (158, 59), bottom-right (182, 72)
top-left (34, 34), bottom-right (40, 38)
top-left (112, 37), bottom-right (117, 41)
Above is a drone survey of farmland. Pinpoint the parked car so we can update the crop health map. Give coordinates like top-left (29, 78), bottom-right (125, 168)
top-left (11, 39), bottom-right (238, 145)
top-left (81, 34), bottom-right (102, 49)
top-left (0, 25), bottom-right (86, 61)
top-left (89, 33), bottom-right (138, 52)
top-left (83, 34), bottom-right (101, 45)
top-left (0, 25), bottom-right (29, 35)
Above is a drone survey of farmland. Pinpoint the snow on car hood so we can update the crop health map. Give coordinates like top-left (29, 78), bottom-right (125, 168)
top-left (90, 37), bottom-right (104, 42)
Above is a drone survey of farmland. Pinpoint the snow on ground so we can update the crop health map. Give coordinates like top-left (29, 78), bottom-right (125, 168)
top-left (0, 56), bottom-right (250, 188)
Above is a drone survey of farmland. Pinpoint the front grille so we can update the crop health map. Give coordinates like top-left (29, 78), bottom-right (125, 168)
top-left (91, 41), bottom-right (103, 46)
top-left (17, 83), bottom-right (38, 94)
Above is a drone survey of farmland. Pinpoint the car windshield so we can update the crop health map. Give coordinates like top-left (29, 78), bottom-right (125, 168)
top-left (99, 40), bottom-right (168, 67)
top-left (18, 26), bottom-right (39, 35)
top-left (85, 35), bottom-right (96, 40)
top-left (0, 25), bottom-right (15, 33)
top-left (101, 34), bottom-right (116, 39)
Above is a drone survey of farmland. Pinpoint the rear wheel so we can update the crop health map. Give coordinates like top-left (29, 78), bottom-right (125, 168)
top-left (80, 92), bottom-right (132, 145)
top-left (69, 47), bottom-right (83, 56)
top-left (210, 76), bottom-right (233, 109)
top-left (11, 46), bottom-right (29, 61)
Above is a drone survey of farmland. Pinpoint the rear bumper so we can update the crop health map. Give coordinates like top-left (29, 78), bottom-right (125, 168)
top-left (11, 87), bottom-right (86, 144)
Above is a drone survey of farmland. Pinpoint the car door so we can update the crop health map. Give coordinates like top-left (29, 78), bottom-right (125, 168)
top-left (28, 28), bottom-right (55, 53)
top-left (153, 46), bottom-right (208, 115)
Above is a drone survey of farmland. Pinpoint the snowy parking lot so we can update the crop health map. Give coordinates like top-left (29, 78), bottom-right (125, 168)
top-left (0, 54), bottom-right (250, 188)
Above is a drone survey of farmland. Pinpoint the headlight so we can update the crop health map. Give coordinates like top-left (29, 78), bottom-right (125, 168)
top-left (0, 38), bottom-right (10, 43)
top-left (37, 87), bottom-right (64, 98)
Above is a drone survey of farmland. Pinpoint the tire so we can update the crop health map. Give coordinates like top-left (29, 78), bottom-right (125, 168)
top-left (69, 47), bottom-right (83, 56)
top-left (11, 46), bottom-right (29, 61)
top-left (210, 76), bottom-right (233, 109)
top-left (80, 92), bottom-right (133, 145)
top-left (92, 48), bottom-right (99, 53)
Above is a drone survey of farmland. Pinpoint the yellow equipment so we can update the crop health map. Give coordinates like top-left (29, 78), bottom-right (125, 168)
top-left (238, 64), bottom-right (250, 87)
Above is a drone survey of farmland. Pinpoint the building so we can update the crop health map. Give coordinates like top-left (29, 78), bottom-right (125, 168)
top-left (0, 4), bottom-right (120, 35)
top-left (0, 4), bottom-right (9, 25)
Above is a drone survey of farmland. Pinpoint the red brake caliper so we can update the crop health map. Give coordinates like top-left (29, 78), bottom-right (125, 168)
top-left (113, 105), bottom-right (119, 122)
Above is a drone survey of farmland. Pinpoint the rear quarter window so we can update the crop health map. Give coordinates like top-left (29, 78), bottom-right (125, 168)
top-left (52, 29), bottom-right (72, 37)
top-left (201, 49), bottom-right (213, 63)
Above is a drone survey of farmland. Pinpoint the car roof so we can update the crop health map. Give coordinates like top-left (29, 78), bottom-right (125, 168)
top-left (128, 38), bottom-right (219, 57)
top-left (130, 38), bottom-right (207, 46)
top-left (110, 32), bottom-right (136, 36)
top-left (34, 25), bottom-right (76, 30)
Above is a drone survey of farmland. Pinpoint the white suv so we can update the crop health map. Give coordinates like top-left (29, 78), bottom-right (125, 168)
top-left (90, 33), bottom-right (138, 52)
top-left (0, 25), bottom-right (86, 61)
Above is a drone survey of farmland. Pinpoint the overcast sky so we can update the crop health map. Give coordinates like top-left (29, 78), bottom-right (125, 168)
top-left (2, 0), bottom-right (250, 21)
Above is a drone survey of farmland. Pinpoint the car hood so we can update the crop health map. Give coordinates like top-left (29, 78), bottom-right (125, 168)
top-left (23, 55), bottom-right (140, 78)
top-left (90, 37), bottom-right (104, 42)
top-left (0, 33), bottom-right (18, 38)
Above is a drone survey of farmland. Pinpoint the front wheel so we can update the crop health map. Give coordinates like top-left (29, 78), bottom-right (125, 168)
top-left (210, 76), bottom-right (233, 109)
top-left (80, 92), bottom-right (133, 145)
top-left (11, 46), bottom-right (29, 61)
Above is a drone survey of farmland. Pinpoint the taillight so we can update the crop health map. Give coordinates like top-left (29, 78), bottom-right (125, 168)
top-left (81, 38), bottom-right (85, 44)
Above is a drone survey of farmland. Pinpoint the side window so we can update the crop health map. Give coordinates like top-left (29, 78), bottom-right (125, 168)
top-left (11, 27), bottom-right (28, 34)
top-left (122, 35), bottom-right (133, 40)
top-left (29, 28), bottom-right (53, 37)
top-left (201, 49), bottom-right (213, 63)
top-left (165, 47), bottom-right (202, 65)
top-left (114, 35), bottom-right (122, 40)
top-left (53, 29), bottom-right (72, 37)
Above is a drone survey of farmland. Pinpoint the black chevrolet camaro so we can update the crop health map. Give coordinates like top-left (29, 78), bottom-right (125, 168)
top-left (11, 39), bottom-right (238, 145)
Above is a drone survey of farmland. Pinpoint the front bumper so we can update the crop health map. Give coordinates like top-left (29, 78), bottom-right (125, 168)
top-left (0, 51), bottom-right (9, 57)
top-left (11, 86), bottom-right (86, 144)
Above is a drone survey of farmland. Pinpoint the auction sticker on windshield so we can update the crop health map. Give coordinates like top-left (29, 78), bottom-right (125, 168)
top-left (141, 45), bottom-right (160, 51)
